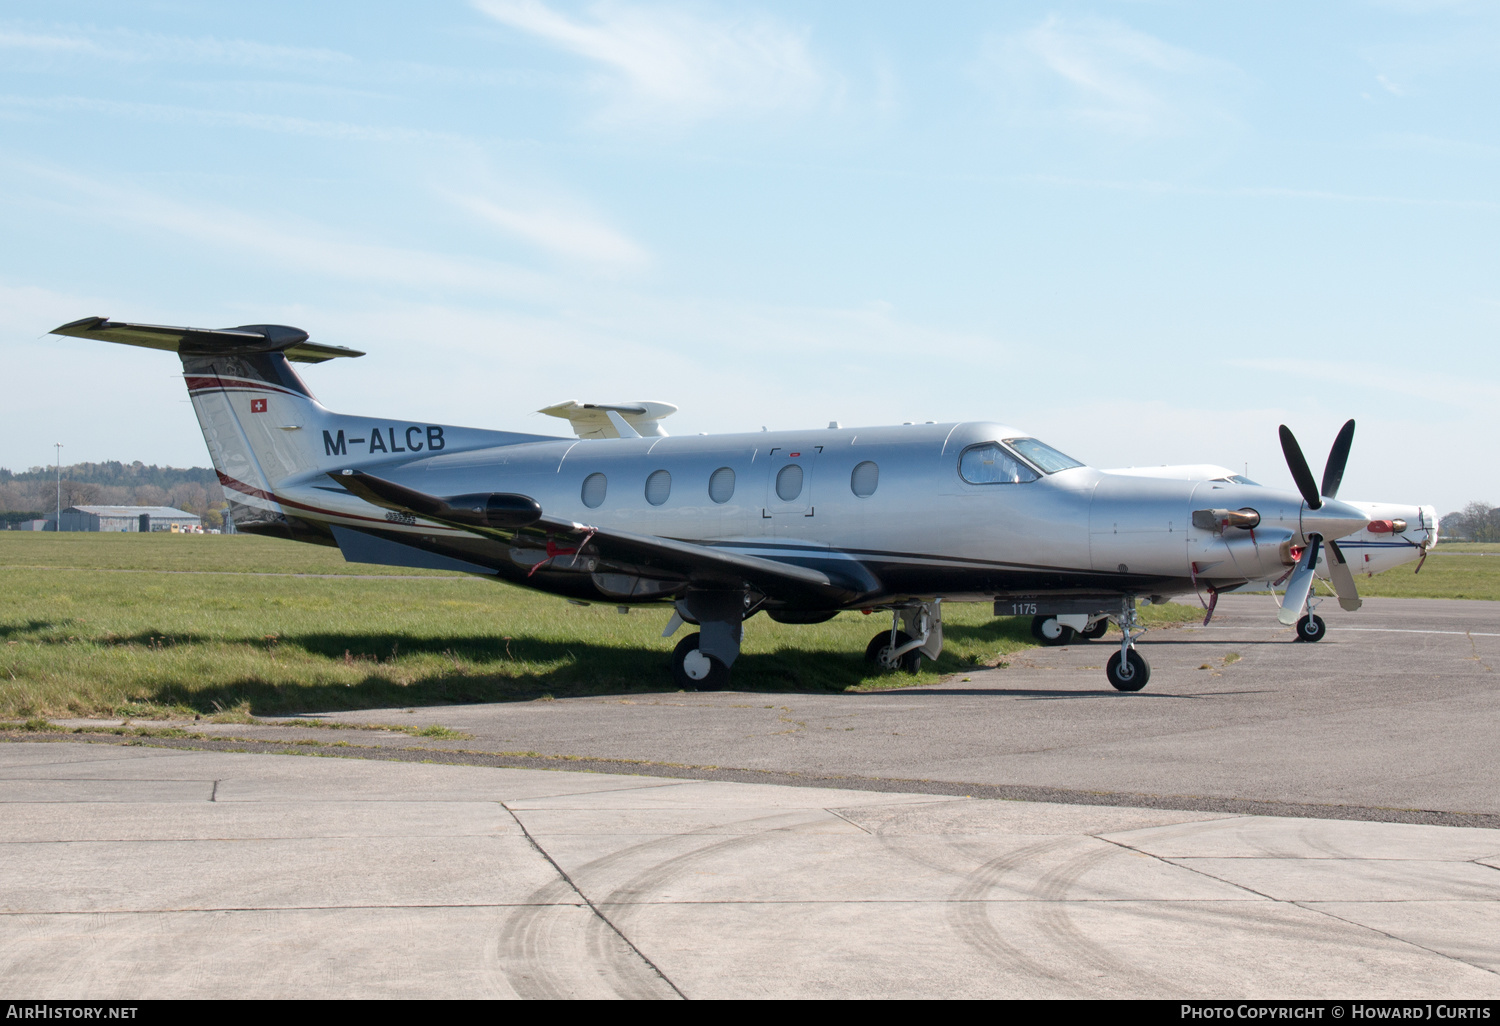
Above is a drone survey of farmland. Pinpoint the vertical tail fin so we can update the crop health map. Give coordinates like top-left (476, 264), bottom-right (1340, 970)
top-left (50, 318), bottom-right (364, 539)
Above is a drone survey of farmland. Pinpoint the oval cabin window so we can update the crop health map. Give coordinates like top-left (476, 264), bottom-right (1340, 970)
top-left (850, 461), bottom-right (879, 498)
top-left (645, 469), bottom-right (671, 506)
top-left (581, 472), bottom-right (607, 509)
top-left (775, 464), bottom-right (804, 501)
top-left (708, 467), bottom-right (735, 504)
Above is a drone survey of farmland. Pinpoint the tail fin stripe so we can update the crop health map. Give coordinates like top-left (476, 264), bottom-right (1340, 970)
top-left (186, 375), bottom-right (307, 398)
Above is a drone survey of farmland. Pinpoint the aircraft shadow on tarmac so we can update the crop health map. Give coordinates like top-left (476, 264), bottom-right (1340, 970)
top-left (31, 619), bottom-right (1042, 716)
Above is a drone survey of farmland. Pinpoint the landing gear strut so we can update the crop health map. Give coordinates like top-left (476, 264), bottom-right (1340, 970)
top-left (1105, 597), bottom-right (1150, 692)
top-left (865, 601), bottom-right (944, 674)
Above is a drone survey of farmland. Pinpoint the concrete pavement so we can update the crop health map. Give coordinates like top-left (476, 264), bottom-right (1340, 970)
top-left (3, 742), bottom-right (1499, 999)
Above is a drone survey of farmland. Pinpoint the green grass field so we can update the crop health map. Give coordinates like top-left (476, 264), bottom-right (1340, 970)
top-left (0, 533), bottom-right (1051, 719)
top-left (1312, 543), bottom-right (1500, 602)
top-left (4, 534), bottom-right (1486, 720)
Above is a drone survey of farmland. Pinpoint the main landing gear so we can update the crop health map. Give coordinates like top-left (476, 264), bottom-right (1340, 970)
top-left (663, 590), bottom-right (755, 692)
top-left (1031, 614), bottom-right (1109, 646)
top-left (865, 602), bottom-right (944, 675)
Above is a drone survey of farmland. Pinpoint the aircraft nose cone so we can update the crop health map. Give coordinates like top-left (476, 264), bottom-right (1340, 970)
top-left (1302, 498), bottom-right (1369, 542)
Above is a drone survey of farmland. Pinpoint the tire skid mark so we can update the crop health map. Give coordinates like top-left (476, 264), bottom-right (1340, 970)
top-left (1027, 842), bottom-right (1177, 997)
top-left (944, 838), bottom-right (1081, 991)
top-left (497, 809), bottom-right (817, 998)
top-left (496, 823), bottom-right (680, 999)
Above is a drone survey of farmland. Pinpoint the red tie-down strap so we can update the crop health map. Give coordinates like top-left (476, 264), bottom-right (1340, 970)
top-left (1190, 562), bottom-right (1221, 626)
top-left (528, 528), bottom-right (598, 578)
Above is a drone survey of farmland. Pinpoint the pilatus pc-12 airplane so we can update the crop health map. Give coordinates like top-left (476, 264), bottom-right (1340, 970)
top-left (52, 317), bottom-right (1437, 692)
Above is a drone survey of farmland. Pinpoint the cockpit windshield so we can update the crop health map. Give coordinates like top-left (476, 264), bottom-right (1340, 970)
top-left (1213, 474), bottom-right (1261, 486)
top-left (1005, 438), bottom-right (1086, 474)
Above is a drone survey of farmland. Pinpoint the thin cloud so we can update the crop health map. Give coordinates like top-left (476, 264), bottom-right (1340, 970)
top-left (18, 163), bottom-right (554, 300)
top-left (473, 0), bottom-right (825, 126)
top-left (0, 24), bottom-right (352, 69)
top-left (975, 16), bottom-right (1239, 137)
top-left (0, 95), bottom-right (450, 144)
top-left (456, 195), bottom-right (648, 267)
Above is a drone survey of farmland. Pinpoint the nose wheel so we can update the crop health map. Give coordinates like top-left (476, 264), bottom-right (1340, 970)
top-left (1106, 649), bottom-right (1150, 691)
top-left (1294, 613), bottom-right (1326, 642)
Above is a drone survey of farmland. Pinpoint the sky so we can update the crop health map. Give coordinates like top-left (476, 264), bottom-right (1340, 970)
top-left (2, 0), bottom-right (1497, 514)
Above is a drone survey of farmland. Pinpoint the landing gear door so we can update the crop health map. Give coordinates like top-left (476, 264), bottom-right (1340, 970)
top-left (763, 446), bottom-right (821, 518)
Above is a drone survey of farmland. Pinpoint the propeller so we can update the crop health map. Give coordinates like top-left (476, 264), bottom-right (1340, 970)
top-left (1277, 419), bottom-right (1363, 621)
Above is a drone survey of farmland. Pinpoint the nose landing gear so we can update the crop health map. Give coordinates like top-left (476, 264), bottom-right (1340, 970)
top-left (1106, 597), bottom-right (1150, 692)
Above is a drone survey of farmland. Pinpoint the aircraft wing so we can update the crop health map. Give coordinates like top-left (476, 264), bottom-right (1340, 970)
top-left (331, 470), bottom-right (874, 604)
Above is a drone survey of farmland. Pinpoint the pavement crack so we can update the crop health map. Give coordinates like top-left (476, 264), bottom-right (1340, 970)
top-left (824, 808), bottom-right (873, 834)
top-left (1293, 901), bottom-right (1500, 979)
top-left (501, 801), bottom-right (686, 1000)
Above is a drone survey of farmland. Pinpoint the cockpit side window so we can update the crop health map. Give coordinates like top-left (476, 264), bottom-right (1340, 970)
top-left (959, 443), bottom-right (1040, 485)
top-left (1004, 437), bottom-right (1085, 474)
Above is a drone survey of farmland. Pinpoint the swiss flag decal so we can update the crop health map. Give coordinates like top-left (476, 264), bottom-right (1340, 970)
top-left (250, 398), bottom-right (268, 413)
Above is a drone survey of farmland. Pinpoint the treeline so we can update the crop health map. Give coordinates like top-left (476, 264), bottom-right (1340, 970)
top-left (0, 462), bottom-right (228, 527)
top-left (1441, 503), bottom-right (1500, 543)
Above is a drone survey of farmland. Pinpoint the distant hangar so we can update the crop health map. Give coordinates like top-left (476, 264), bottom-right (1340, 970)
top-left (57, 505), bottom-right (202, 533)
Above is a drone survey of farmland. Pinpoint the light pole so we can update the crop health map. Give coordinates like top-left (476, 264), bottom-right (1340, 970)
top-left (54, 442), bottom-right (63, 531)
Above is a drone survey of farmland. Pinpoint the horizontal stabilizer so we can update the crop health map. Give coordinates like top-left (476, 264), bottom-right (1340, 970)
top-left (50, 317), bottom-right (364, 364)
top-left (539, 400), bottom-right (677, 439)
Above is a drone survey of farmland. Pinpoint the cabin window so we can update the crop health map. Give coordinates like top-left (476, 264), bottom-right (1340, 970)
top-left (581, 472), bottom-right (607, 508)
top-left (1004, 437), bottom-right (1084, 474)
top-left (709, 467), bottom-right (735, 504)
top-left (776, 464), bottom-right (804, 501)
top-left (645, 469), bottom-right (671, 506)
top-left (959, 443), bottom-right (1039, 485)
top-left (850, 461), bottom-right (879, 498)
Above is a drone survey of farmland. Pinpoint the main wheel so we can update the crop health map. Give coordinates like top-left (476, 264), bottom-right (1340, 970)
top-left (1295, 614), bottom-right (1326, 643)
top-left (865, 630), bottom-right (922, 673)
top-left (1106, 649), bottom-right (1150, 692)
top-left (1080, 619), bottom-right (1109, 641)
top-left (672, 633), bottom-right (730, 691)
top-left (1031, 615), bottom-right (1075, 646)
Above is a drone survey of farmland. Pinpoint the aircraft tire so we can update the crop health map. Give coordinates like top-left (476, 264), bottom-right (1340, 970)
top-left (1080, 619), bottom-right (1109, 641)
top-left (865, 631), bottom-right (922, 673)
top-left (1106, 649), bottom-right (1150, 692)
top-left (1032, 616), bottom-right (1075, 646)
top-left (1295, 614), bottom-right (1327, 643)
top-left (672, 633), bottom-right (730, 691)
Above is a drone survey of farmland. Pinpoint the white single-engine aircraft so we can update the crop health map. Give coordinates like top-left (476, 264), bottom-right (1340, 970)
top-left (51, 317), bottom-right (1438, 692)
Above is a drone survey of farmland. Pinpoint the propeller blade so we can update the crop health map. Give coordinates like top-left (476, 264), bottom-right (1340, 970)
top-left (1324, 538), bottom-right (1362, 612)
top-left (1320, 419), bottom-right (1356, 501)
top-left (1279, 425), bottom-right (1322, 510)
top-left (1278, 536), bottom-right (1321, 625)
